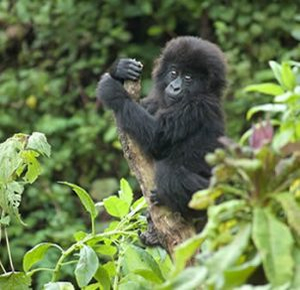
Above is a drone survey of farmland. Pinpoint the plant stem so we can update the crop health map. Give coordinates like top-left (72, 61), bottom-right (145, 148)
top-left (28, 268), bottom-right (55, 276)
top-left (0, 259), bottom-right (6, 273)
top-left (4, 227), bottom-right (14, 272)
top-left (51, 230), bottom-right (134, 282)
top-left (113, 239), bottom-right (126, 290)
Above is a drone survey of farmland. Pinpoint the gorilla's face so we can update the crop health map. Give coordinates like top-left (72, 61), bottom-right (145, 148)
top-left (163, 64), bottom-right (207, 106)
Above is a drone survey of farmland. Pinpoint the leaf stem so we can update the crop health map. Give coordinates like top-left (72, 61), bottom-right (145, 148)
top-left (4, 227), bottom-right (14, 272)
top-left (0, 259), bottom-right (6, 273)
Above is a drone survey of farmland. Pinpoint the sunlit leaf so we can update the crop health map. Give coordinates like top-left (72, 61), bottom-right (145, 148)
top-left (281, 62), bottom-right (296, 91)
top-left (23, 242), bottom-right (62, 272)
top-left (27, 132), bottom-right (51, 157)
top-left (245, 83), bottom-right (284, 96)
top-left (274, 193), bottom-right (300, 237)
top-left (60, 182), bottom-right (97, 219)
top-left (247, 104), bottom-right (286, 120)
top-left (252, 208), bottom-right (294, 287)
top-left (119, 178), bottom-right (133, 206)
top-left (44, 282), bottom-right (75, 290)
top-left (75, 245), bottom-right (99, 288)
top-left (0, 272), bottom-right (31, 290)
top-left (269, 61), bottom-right (283, 86)
top-left (103, 196), bottom-right (129, 218)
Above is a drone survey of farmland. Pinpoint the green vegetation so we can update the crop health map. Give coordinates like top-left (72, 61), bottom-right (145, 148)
top-left (1, 0), bottom-right (300, 289)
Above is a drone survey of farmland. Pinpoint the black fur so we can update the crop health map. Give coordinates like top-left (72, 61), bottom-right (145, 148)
top-left (97, 36), bottom-right (226, 220)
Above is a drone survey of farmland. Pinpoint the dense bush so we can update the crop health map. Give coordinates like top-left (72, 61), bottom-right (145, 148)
top-left (0, 0), bottom-right (300, 285)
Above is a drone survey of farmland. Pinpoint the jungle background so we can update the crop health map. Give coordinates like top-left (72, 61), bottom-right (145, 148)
top-left (0, 0), bottom-right (300, 287)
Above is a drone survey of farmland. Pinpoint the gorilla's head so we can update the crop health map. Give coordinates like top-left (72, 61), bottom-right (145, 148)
top-left (152, 36), bottom-right (227, 107)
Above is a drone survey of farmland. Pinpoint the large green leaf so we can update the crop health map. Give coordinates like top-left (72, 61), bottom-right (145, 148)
top-left (103, 196), bottom-right (130, 218)
top-left (122, 244), bottom-right (164, 283)
top-left (26, 132), bottom-right (51, 157)
top-left (247, 104), bottom-right (286, 120)
top-left (158, 267), bottom-right (207, 290)
top-left (173, 233), bottom-right (205, 275)
top-left (119, 178), bottom-right (133, 206)
top-left (244, 83), bottom-right (284, 96)
top-left (0, 272), bottom-right (31, 290)
top-left (252, 208), bottom-right (294, 287)
top-left (60, 182), bottom-right (97, 219)
top-left (44, 282), bottom-right (75, 290)
top-left (206, 224), bottom-right (251, 286)
top-left (269, 61), bottom-right (283, 87)
top-left (23, 242), bottom-right (62, 272)
top-left (274, 193), bottom-right (300, 237)
top-left (0, 138), bottom-right (22, 183)
top-left (281, 62), bottom-right (296, 91)
top-left (291, 248), bottom-right (300, 288)
top-left (75, 245), bottom-right (99, 288)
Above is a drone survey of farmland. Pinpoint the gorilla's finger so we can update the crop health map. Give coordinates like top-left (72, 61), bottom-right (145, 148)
top-left (128, 69), bottom-right (141, 79)
top-left (129, 63), bottom-right (143, 73)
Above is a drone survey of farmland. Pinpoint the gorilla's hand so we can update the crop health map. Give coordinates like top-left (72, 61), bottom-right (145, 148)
top-left (110, 58), bottom-right (143, 81)
top-left (97, 73), bottom-right (129, 110)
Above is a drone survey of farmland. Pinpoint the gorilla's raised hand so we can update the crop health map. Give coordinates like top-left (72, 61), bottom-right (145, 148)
top-left (110, 58), bottom-right (143, 81)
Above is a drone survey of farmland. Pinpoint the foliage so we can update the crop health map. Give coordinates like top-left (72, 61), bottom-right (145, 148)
top-left (244, 60), bottom-right (300, 151)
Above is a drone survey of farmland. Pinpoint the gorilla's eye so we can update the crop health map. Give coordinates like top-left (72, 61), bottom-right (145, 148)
top-left (184, 75), bottom-right (192, 82)
top-left (170, 70), bottom-right (178, 78)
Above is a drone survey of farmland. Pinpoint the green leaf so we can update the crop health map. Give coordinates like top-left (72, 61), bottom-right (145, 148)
top-left (94, 266), bottom-right (111, 290)
top-left (224, 254), bottom-right (261, 288)
top-left (26, 132), bottom-right (51, 157)
top-left (23, 242), bottom-right (62, 272)
top-left (21, 151), bottom-right (41, 183)
top-left (247, 104), bottom-right (286, 120)
top-left (159, 267), bottom-right (207, 290)
top-left (0, 138), bottom-right (23, 182)
top-left (60, 182), bottom-right (97, 219)
top-left (0, 272), bottom-right (31, 290)
top-left (103, 196), bottom-right (130, 218)
top-left (244, 83), bottom-right (284, 96)
top-left (273, 128), bottom-right (294, 151)
top-left (119, 178), bottom-right (133, 206)
top-left (291, 248), bottom-right (300, 288)
top-left (281, 62), bottom-right (296, 91)
top-left (122, 245), bottom-right (164, 283)
top-left (44, 282), bottom-right (75, 290)
top-left (206, 224), bottom-right (251, 285)
top-left (252, 208), bottom-right (294, 287)
top-left (94, 244), bottom-right (117, 257)
top-left (75, 245), bottom-right (99, 288)
top-left (274, 193), bottom-right (300, 237)
top-left (173, 233), bottom-right (205, 275)
top-left (269, 61), bottom-right (283, 86)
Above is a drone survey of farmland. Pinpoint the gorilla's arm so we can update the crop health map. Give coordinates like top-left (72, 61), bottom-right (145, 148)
top-left (97, 73), bottom-right (159, 154)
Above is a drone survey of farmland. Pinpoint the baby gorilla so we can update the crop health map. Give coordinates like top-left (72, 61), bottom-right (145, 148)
top-left (97, 36), bottom-right (226, 220)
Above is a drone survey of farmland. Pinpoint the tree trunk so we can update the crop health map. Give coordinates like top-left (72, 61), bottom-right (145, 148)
top-left (115, 80), bottom-right (196, 256)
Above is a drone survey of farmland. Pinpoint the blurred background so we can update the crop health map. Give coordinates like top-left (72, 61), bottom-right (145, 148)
top-left (0, 0), bottom-right (299, 284)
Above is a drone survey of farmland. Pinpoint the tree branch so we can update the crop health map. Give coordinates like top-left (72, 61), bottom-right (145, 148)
top-left (116, 80), bottom-right (196, 256)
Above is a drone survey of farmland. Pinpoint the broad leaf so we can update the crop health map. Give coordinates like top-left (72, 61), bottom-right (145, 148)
top-left (0, 272), bottom-right (31, 290)
top-left (206, 224), bottom-right (251, 286)
top-left (275, 193), bottom-right (300, 237)
top-left (26, 132), bottom-right (51, 157)
top-left (245, 83), bottom-right (284, 96)
top-left (173, 233), bottom-right (205, 275)
top-left (44, 282), bottom-right (75, 290)
top-left (159, 267), bottom-right (207, 290)
top-left (291, 248), bottom-right (300, 288)
top-left (21, 151), bottom-right (41, 183)
top-left (252, 208), bottom-right (294, 287)
top-left (122, 244), bottom-right (163, 282)
top-left (94, 266), bottom-right (111, 290)
top-left (60, 182), bottom-right (97, 219)
top-left (247, 104), bottom-right (286, 120)
top-left (281, 62), bottom-right (296, 91)
top-left (23, 242), bottom-right (62, 272)
top-left (75, 245), bottom-right (99, 288)
top-left (119, 178), bottom-right (133, 206)
top-left (103, 196), bottom-right (129, 218)
top-left (269, 61), bottom-right (283, 86)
